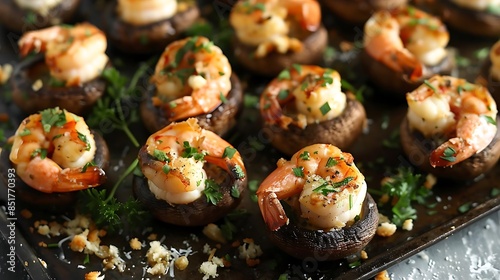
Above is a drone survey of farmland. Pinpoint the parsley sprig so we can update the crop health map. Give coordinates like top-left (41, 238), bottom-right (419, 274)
top-left (376, 167), bottom-right (432, 226)
top-left (78, 159), bottom-right (148, 233)
top-left (87, 64), bottom-right (150, 148)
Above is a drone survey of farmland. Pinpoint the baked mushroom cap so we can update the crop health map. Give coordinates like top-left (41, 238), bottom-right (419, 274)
top-left (11, 57), bottom-right (107, 116)
top-left (103, 1), bottom-right (200, 54)
top-left (233, 25), bottom-right (328, 77)
top-left (263, 95), bottom-right (366, 156)
top-left (140, 73), bottom-right (243, 136)
top-left (439, 0), bottom-right (500, 37)
top-left (400, 116), bottom-right (500, 181)
top-left (321, 0), bottom-right (408, 25)
top-left (0, 131), bottom-right (109, 213)
top-left (266, 193), bottom-right (378, 261)
top-left (133, 146), bottom-right (247, 226)
top-left (0, 0), bottom-right (80, 33)
top-left (361, 49), bottom-right (455, 98)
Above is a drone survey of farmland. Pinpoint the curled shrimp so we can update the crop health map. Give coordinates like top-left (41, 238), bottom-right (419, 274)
top-left (18, 22), bottom-right (109, 86)
top-left (117, 0), bottom-right (177, 25)
top-left (229, 0), bottom-right (321, 57)
top-left (138, 118), bottom-right (246, 205)
top-left (8, 107), bottom-right (106, 193)
top-left (257, 144), bottom-right (366, 231)
top-left (406, 75), bottom-right (498, 167)
top-left (260, 64), bottom-right (346, 129)
top-left (364, 6), bottom-right (449, 81)
top-left (149, 36), bottom-right (232, 122)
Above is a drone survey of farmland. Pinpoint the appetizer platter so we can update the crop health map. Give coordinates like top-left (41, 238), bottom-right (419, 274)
top-left (1, 0), bottom-right (500, 279)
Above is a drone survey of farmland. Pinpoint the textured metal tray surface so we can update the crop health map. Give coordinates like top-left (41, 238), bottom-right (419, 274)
top-left (1, 1), bottom-right (500, 280)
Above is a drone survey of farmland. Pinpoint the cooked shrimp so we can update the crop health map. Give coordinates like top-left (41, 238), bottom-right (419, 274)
top-left (260, 64), bottom-right (346, 129)
top-left (229, 0), bottom-right (321, 58)
top-left (149, 36), bottom-right (232, 121)
top-left (117, 0), bottom-right (177, 25)
top-left (18, 22), bottom-right (109, 86)
top-left (489, 40), bottom-right (500, 81)
top-left (364, 6), bottom-right (449, 81)
top-left (8, 107), bottom-right (106, 193)
top-left (14, 0), bottom-right (63, 15)
top-left (138, 118), bottom-right (246, 205)
top-left (406, 75), bottom-right (498, 167)
top-left (451, 0), bottom-right (500, 11)
top-left (257, 144), bottom-right (366, 231)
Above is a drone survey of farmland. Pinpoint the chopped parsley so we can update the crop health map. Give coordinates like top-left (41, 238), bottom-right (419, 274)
top-left (248, 180), bottom-right (259, 203)
top-left (77, 131), bottom-right (91, 151)
top-left (18, 128), bottom-right (31, 136)
top-left (319, 102), bottom-right (331, 115)
top-left (40, 108), bottom-right (67, 132)
top-left (277, 69), bottom-right (291, 80)
top-left (313, 177), bottom-right (354, 195)
top-left (181, 141), bottom-right (206, 160)
top-left (153, 149), bottom-right (170, 162)
top-left (458, 202), bottom-right (472, 213)
top-left (162, 164), bottom-right (171, 174)
top-left (299, 151), bottom-right (310, 160)
top-left (292, 167), bottom-right (304, 177)
top-left (232, 165), bottom-right (245, 179)
top-left (378, 167), bottom-right (432, 226)
top-left (81, 161), bottom-right (96, 173)
top-left (423, 80), bottom-right (436, 92)
top-left (292, 64), bottom-right (302, 74)
top-left (231, 184), bottom-right (240, 198)
top-left (203, 179), bottom-right (223, 205)
top-left (219, 92), bottom-right (228, 103)
top-left (222, 146), bottom-right (237, 159)
top-left (326, 157), bottom-right (338, 167)
top-left (457, 82), bottom-right (476, 94)
top-left (31, 148), bottom-right (47, 159)
top-left (481, 115), bottom-right (497, 125)
top-left (321, 72), bottom-right (334, 86)
top-left (440, 147), bottom-right (456, 162)
top-left (277, 89), bottom-right (289, 100)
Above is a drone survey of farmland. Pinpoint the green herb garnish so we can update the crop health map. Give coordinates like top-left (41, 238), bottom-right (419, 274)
top-left (319, 102), bottom-right (331, 116)
top-left (313, 177), bottom-right (354, 195)
top-left (277, 69), bottom-right (291, 80)
top-left (299, 151), bottom-right (310, 160)
top-left (79, 159), bottom-right (148, 233)
top-left (222, 146), bottom-right (237, 159)
top-left (292, 167), bottom-right (304, 177)
top-left (440, 147), bottom-right (456, 162)
top-left (40, 108), bottom-right (66, 132)
top-left (326, 157), bottom-right (337, 167)
top-left (203, 179), bottom-right (223, 205)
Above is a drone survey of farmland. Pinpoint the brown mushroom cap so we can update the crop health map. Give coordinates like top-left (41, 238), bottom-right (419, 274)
top-left (0, 130), bottom-right (109, 213)
top-left (140, 73), bottom-right (243, 135)
top-left (266, 193), bottom-right (378, 261)
top-left (361, 49), bottom-right (455, 98)
top-left (0, 0), bottom-right (80, 33)
top-left (263, 95), bottom-right (366, 157)
top-left (321, 0), bottom-right (408, 25)
top-left (103, 1), bottom-right (200, 54)
top-left (133, 146), bottom-right (247, 226)
top-left (400, 116), bottom-right (500, 181)
top-left (232, 25), bottom-right (328, 77)
top-left (439, 0), bottom-right (500, 38)
top-left (11, 57), bottom-right (107, 116)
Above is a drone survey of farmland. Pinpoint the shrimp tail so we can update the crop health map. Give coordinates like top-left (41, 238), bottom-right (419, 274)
top-left (284, 0), bottom-right (321, 32)
top-left (258, 192), bottom-right (288, 231)
top-left (56, 166), bottom-right (107, 192)
top-left (260, 97), bottom-right (283, 124)
top-left (430, 138), bottom-right (467, 167)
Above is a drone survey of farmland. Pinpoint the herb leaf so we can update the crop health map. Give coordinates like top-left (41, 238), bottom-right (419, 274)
top-left (222, 146), bottom-right (237, 159)
top-left (378, 167), bottom-right (432, 226)
top-left (204, 179), bottom-right (223, 205)
top-left (40, 108), bottom-right (66, 132)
